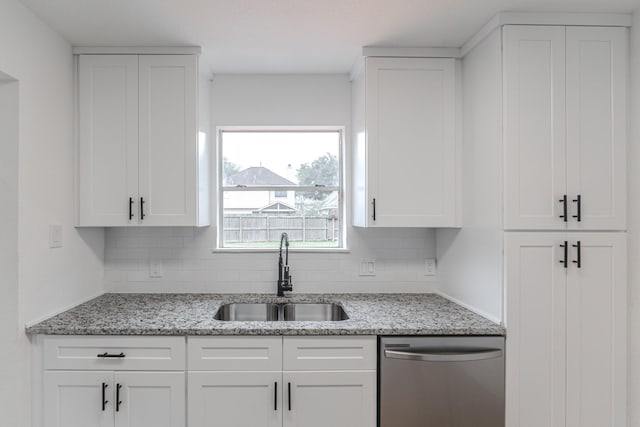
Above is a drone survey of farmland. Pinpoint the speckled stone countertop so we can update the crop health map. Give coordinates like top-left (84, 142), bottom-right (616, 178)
top-left (25, 293), bottom-right (505, 336)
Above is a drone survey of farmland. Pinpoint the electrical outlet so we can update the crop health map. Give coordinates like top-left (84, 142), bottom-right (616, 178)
top-left (149, 259), bottom-right (163, 278)
top-left (49, 224), bottom-right (62, 248)
top-left (359, 259), bottom-right (376, 276)
top-left (424, 258), bottom-right (436, 276)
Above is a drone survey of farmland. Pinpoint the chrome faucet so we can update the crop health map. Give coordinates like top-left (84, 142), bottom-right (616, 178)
top-left (277, 232), bottom-right (293, 297)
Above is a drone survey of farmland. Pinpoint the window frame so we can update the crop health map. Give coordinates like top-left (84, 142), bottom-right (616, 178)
top-left (216, 126), bottom-right (347, 252)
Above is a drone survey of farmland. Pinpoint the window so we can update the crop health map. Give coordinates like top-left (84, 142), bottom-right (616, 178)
top-left (218, 128), bottom-right (344, 249)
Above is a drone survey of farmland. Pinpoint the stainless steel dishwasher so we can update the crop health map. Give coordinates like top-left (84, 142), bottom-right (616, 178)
top-left (379, 336), bottom-right (504, 427)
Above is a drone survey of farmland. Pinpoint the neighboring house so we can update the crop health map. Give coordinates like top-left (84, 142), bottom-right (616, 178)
top-left (317, 192), bottom-right (339, 218)
top-left (224, 166), bottom-right (298, 215)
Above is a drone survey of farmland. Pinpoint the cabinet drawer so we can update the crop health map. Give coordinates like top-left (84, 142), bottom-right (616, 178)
top-left (283, 336), bottom-right (376, 371)
top-left (43, 336), bottom-right (186, 371)
top-left (188, 336), bottom-right (282, 371)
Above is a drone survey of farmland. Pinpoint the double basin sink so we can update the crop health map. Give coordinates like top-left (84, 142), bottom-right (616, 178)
top-left (214, 302), bottom-right (348, 322)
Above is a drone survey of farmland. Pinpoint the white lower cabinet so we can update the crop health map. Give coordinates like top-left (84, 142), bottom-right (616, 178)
top-left (188, 371), bottom-right (282, 427)
top-left (42, 337), bottom-right (186, 427)
top-left (40, 336), bottom-right (376, 427)
top-left (505, 232), bottom-right (626, 427)
top-left (44, 371), bottom-right (113, 427)
top-left (44, 371), bottom-right (185, 427)
top-left (283, 371), bottom-right (375, 427)
top-left (187, 336), bottom-right (376, 427)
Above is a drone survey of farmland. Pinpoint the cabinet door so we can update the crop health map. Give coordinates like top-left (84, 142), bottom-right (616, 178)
top-left (138, 55), bottom-right (197, 226)
top-left (503, 26), bottom-right (567, 230)
top-left (113, 372), bottom-right (185, 427)
top-left (565, 233), bottom-right (626, 427)
top-left (505, 232), bottom-right (566, 427)
top-left (283, 371), bottom-right (376, 427)
top-left (366, 57), bottom-right (457, 227)
top-left (188, 371), bottom-right (281, 427)
top-left (566, 27), bottom-right (627, 231)
top-left (77, 55), bottom-right (139, 226)
top-left (44, 371), bottom-right (113, 427)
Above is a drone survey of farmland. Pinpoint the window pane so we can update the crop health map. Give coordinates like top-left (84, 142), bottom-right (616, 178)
top-left (222, 132), bottom-right (340, 187)
top-left (222, 190), bottom-right (340, 248)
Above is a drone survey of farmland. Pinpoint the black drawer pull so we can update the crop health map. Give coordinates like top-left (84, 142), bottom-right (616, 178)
top-left (116, 383), bottom-right (122, 412)
top-left (101, 382), bottom-right (109, 411)
top-left (559, 241), bottom-right (568, 268)
top-left (559, 195), bottom-right (567, 222)
top-left (372, 198), bottom-right (376, 221)
top-left (572, 194), bottom-right (582, 222)
top-left (572, 241), bottom-right (582, 268)
top-left (97, 352), bottom-right (126, 358)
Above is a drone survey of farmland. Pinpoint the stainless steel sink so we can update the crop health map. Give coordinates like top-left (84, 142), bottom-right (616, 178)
top-left (283, 303), bottom-right (348, 321)
top-left (214, 302), bottom-right (348, 321)
top-left (214, 303), bottom-right (279, 321)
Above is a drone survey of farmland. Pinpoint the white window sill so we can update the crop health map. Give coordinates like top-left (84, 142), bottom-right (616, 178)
top-left (212, 247), bottom-right (350, 254)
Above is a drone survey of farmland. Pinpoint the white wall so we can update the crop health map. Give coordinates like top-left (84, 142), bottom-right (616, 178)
top-left (436, 28), bottom-right (504, 323)
top-left (628, 10), bottom-right (640, 426)
top-left (0, 74), bottom-right (20, 427)
top-left (104, 74), bottom-right (437, 293)
top-left (0, 0), bottom-right (105, 423)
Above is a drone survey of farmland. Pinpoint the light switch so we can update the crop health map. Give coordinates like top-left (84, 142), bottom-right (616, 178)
top-left (359, 259), bottom-right (376, 276)
top-left (49, 224), bottom-right (62, 248)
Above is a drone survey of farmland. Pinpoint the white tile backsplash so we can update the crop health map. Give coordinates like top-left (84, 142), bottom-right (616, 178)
top-left (104, 226), bottom-right (437, 293)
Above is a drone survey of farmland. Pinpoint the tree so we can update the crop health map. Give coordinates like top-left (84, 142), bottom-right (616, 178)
top-left (296, 153), bottom-right (339, 201)
top-left (223, 157), bottom-right (241, 182)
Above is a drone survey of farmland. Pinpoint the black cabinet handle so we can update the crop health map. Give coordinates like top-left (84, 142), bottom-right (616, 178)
top-left (372, 198), bottom-right (376, 221)
top-left (97, 352), bottom-right (126, 358)
top-left (559, 195), bottom-right (567, 222)
top-left (116, 383), bottom-right (122, 412)
top-left (288, 382), bottom-right (291, 411)
top-left (274, 382), bottom-right (278, 411)
top-left (572, 241), bottom-right (582, 268)
top-left (140, 197), bottom-right (145, 220)
top-left (559, 241), bottom-right (568, 268)
top-left (129, 197), bottom-right (134, 220)
top-left (572, 194), bottom-right (582, 222)
top-left (101, 382), bottom-right (109, 411)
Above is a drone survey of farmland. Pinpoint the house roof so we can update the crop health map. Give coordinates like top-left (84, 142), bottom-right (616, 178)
top-left (255, 201), bottom-right (297, 213)
top-left (227, 166), bottom-right (295, 186)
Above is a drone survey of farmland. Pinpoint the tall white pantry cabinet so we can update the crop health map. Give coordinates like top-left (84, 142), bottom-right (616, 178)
top-left (437, 17), bottom-right (629, 427)
top-left (501, 24), bottom-right (628, 427)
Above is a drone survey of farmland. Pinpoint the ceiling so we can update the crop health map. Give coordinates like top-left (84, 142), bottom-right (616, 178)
top-left (20, 0), bottom-right (640, 74)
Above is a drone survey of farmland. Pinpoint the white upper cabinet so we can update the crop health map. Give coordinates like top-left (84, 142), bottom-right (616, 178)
top-left (503, 26), bottom-right (567, 230)
top-left (76, 54), bottom-right (208, 227)
top-left (352, 57), bottom-right (459, 228)
top-left (138, 55), bottom-right (198, 226)
top-left (77, 55), bottom-right (139, 227)
top-left (565, 27), bottom-right (627, 230)
top-left (503, 26), bottom-right (627, 231)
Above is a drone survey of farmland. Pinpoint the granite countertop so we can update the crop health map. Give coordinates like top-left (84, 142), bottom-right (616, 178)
top-left (25, 293), bottom-right (505, 336)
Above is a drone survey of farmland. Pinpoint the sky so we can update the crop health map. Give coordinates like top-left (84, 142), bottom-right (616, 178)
top-left (221, 131), bottom-right (341, 182)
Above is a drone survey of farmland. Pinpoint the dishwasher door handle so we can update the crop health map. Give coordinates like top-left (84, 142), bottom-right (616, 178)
top-left (384, 348), bottom-right (503, 362)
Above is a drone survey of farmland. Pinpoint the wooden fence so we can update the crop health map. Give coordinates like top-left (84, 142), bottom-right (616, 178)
top-left (224, 215), bottom-right (339, 243)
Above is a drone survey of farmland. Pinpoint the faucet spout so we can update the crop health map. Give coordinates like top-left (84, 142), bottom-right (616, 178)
top-left (277, 232), bottom-right (293, 297)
